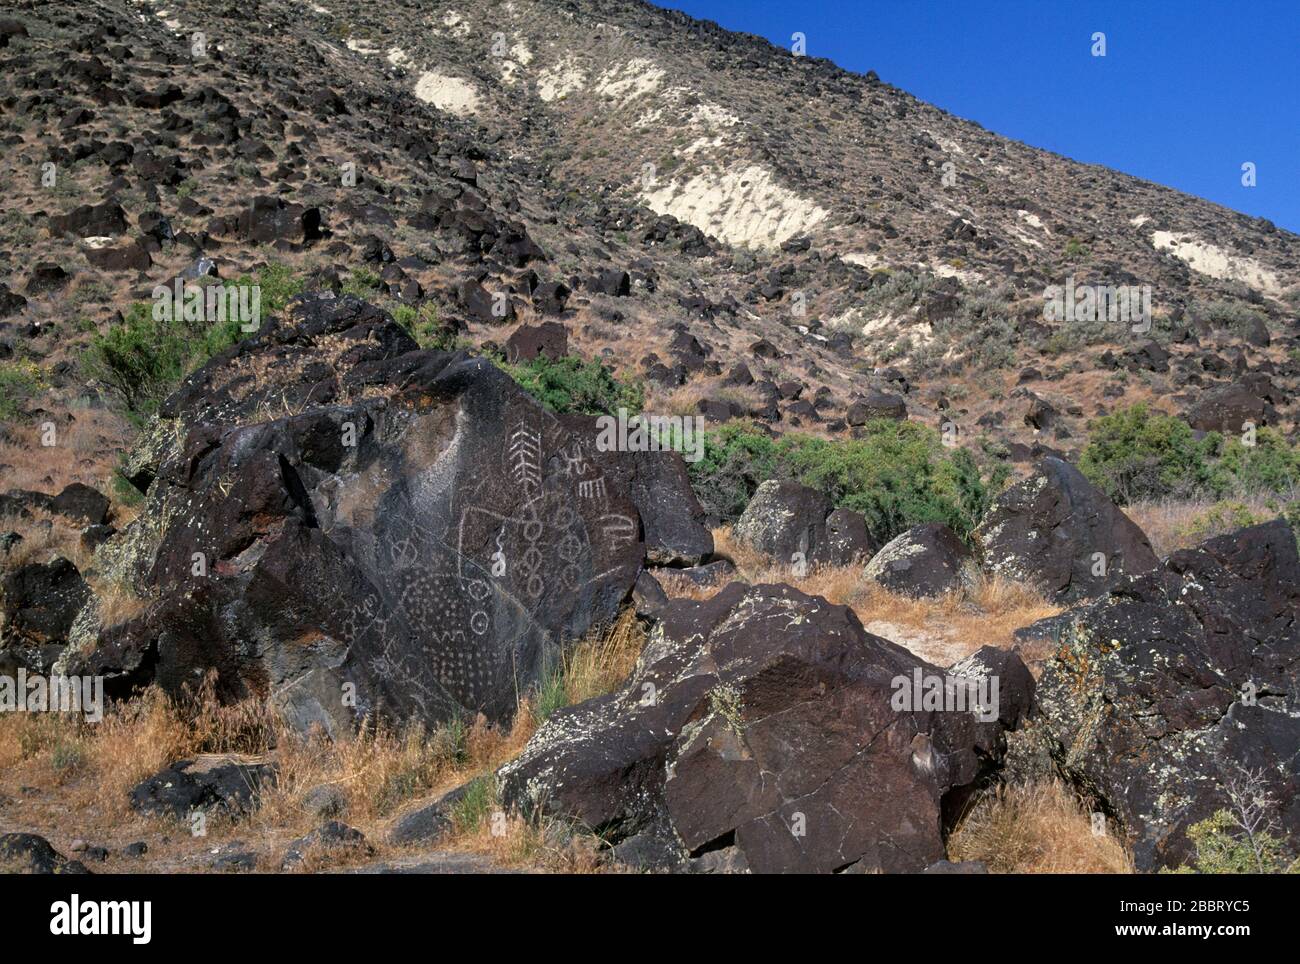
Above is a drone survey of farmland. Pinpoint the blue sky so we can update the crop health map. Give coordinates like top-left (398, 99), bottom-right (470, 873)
top-left (654, 0), bottom-right (1300, 233)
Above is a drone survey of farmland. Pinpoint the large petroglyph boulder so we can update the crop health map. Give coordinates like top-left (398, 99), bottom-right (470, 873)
top-left (76, 293), bottom-right (699, 733)
top-left (974, 457), bottom-right (1159, 602)
top-left (498, 582), bottom-right (1033, 873)
top-left (1030, 519), bottom-right (1300, 871)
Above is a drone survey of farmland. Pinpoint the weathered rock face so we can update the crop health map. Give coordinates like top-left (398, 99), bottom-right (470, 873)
top-left (864, 523), bottom-right (976, 598)
top-left (83, 293), bottom-right (696, 734)
top-left (974, 457), bottom-right (1159, 602)
top-left (1032, 520), bottom-right (1300, 871)
top-left (733, 480), bottom-right (871, 565)
top-left (504, 321), bottom-right (567, 363)
top-left (499, 583), bottom-right (1033, 873)
top-left (825, 506), bottom-right (878, 562)
top-left (734, 480), bottom-right (831, 563)
top-left (51, 483), bottom-right (110, 525)
top-left (0, 557), bottom-right (91, 668)
top-left (1186, 382), bottom-right (1277, 433)
top-left (605, 451), bottom-right (712, 567)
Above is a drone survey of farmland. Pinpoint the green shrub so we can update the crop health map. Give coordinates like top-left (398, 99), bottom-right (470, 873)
top-left (1193, 298), bottom-right (1269, 338)
top-left (450, 776), bottom-right (497, 833)
top-left (502, 356), bottom-right (644, 417)
top-left (689, 419), bottom-right (1003, 543)
top-left (233, 261), bottom-right (304, 317)
top-left (84, 303), bottom-right (192, 415)
top-left (1166, 810), bottom-right (1297, 874)
top-left (341, 267), bottom-right (381, 298)
top-left (1079, 404), bottom-right (1225, 504)
top-left (1176, 502), bottom-right (1264, 544)
top-left (1217, 429), bottom-right (1300, 494)
top-left (1080, 404), bottom-right (1300, 505)
top-left (110, 464), bottom-right (146, 508)
top-left (0, 361), bottom-right (44, 420)
top-left (391, 302), bottom-right (456, 351)
top-left (86, 264), bottom-right (305, 416)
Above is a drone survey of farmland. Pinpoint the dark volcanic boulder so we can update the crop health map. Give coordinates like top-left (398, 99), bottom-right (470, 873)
top-left (86, 239), bottom-right (152, 272)
top-left (0, 283), bottom-right (27, 318)
top-left (1032, 520), bottom-right (1300, 871)
top-left (847, 392), bottom-right (906, 424)
top-left (732, 480), bottom-right (870, 565)
top-left (48, 201), bottom-right (127, 238)
top-left (974, 457), bottom-right (1159, 602)
top-left (234, 196), bottom-right (323, 245)
top-left (0, 833), bottom-right (89, 875)
top-left (388, 782), bottom-right (474, 845)
top-left (864, 524), bottom-right (976, 598)
top-left (0, 557), bottom-right (91, 654)
top-left (282, 821), bottom-right (372, 869)
top-left (499, 583), bottom-right (1033, 873)
top-left (607, 451), bottom-right (712, 567)
top-left (128, 755), bottom-right (276, 820)
top-left (1185, 382), bottom-right (1276, 432)
top-left (52, 482), bottom-right (110, 525)
top-left (734, 480), bottom-right (832, 564)
top-left (90, 293), bottom-right (659, 734)
top-left (1024, 395), bottom-right (1059, 432)
top-left (825, 507), bottom-right (878, 562)
top-left (504, 321), bottom-right (567, 363)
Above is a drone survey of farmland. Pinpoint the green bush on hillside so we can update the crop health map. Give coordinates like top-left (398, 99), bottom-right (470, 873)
top-left (0, 361), bottom-right (44, 421)
top-left (688, 419), bottom-right (1004, 544)
top-left (502, 355), bottom-right (644, 417)
top-left (86, 264), bottom-right (303, 416)
top-left (1078, 404), bottom-right (1222, 503)
top-left (85, 302), bottom-right (193, 415)
top-left (1080, 403), bottom-right (1300, 505)
top-left (1165, 810), bottom-right (1298, 874)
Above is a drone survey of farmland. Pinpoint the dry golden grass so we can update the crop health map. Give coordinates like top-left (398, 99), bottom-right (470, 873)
top-left (85, 575), bottom-right (149, 626)
top-left (0, 507), bottom-right (94, 572)
top-left (0, 611), bottom-right (646, 873)
top-left (1126, 493), bottom-right (1292, 558)
top-left (948, 780), bottom-right (1135, 873)
top-left (0, 407), bottom-right (132, 495)
top-left (660, 380), bottom-right (761, 419)
top-left (698, 526), bottom-right (1061, 666)
top-left (548, 606), bottom-right (645, 709)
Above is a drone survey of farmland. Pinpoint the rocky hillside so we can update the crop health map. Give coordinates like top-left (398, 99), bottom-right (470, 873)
top-left (3, 0), bottom-right (1300, 457)
top-left (0, 0), bottom-right (1298, 876)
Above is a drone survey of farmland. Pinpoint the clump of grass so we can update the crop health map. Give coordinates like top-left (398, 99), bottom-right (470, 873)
top-left (697, 529), bottom-right (1059, 660)
top-left (948, 780), bottom-right (1134, 873)
top-left (341, 267), bottom-right (381, 298)
top-left (532, 608), bottom-right (645, 725)
top-left (450, 776), bottom-right (496, 834)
